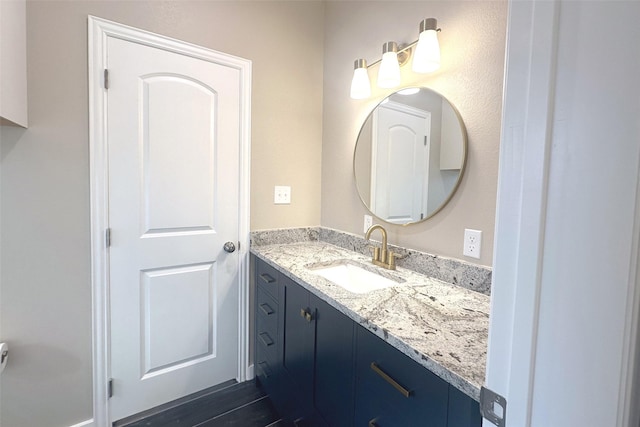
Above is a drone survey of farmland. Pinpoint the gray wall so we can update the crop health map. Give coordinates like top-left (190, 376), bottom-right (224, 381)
top-left (321, 1), bottom-right (507, 267)
top-left (0, 2), bottom-right (324, 426)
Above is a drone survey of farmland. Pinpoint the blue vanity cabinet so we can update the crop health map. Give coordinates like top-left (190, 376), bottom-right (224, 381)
top-left (447, 385), bottom-right (482, 427)
top-left (254, 257), bottom-right (354, 426)
top-left (354, 326), bottom-right (449, 427)
top-left (254, 256), bottom-right (481, 427)
top-left (280, 275), bottom-right (355, 426)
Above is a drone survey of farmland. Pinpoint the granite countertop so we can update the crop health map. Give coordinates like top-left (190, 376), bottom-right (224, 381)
top-left (251, 241), bottom-right (490, 402)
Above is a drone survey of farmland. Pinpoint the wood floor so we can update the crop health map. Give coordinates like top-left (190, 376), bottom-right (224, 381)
top-left (114, 380), bottom-right (282, 427)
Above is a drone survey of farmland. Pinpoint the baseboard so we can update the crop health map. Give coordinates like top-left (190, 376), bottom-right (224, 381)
top-left (247, 363), bottom-right (255, 379)
top-left (69, 419), bottom-right (94, 427)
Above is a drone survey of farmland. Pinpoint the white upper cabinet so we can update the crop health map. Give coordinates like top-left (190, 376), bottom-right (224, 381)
top-left (0, 0), bottom-right (28, 128)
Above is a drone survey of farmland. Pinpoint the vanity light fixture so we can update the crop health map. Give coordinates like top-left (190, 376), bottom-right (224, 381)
top-left (349, 18), bottom-right (441, 99)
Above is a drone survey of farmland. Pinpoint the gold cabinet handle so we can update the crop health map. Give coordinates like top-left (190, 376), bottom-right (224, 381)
top-left (370, 362), bottom-right (411, 398)
top-left (300, 308), bottom-right (313, 322)
top-left (368, 419), bottom-right (379, 427)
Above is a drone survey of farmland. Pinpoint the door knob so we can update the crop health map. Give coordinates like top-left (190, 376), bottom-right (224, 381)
top-left (223, 241), bottom-right (236, 253)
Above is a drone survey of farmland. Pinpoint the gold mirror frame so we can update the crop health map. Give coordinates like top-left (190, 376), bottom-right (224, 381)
top-left (353, 87), bottom-right (468, 226)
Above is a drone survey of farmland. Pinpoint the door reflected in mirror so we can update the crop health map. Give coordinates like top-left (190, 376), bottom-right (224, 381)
top-left (353, 87), bottom-right (467, 225)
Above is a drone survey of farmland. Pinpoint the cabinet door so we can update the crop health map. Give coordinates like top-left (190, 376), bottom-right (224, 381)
top-left (281, 275), bottom-right (315, 410)
top-left (447, 386), bottom-right (482, 427)
top-left (312, 294), bottom-right (356, 426)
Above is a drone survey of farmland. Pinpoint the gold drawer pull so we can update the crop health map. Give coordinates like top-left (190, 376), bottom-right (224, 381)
top-left (259, 273), bottom-right (276, 284)
top-left (370, 362), bottom-right (411, 398)
top-left (368, 419), bottom-right (379, 427)
top-left (259, 302), bottom-right (275, 315)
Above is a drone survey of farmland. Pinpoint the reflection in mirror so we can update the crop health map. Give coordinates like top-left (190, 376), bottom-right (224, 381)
top-left (354, 87), bottom-right (467, 225)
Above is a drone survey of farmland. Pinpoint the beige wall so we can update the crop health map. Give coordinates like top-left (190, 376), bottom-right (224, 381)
top-left (321, 1), bottom-right (507, 266)
top-left (0, 2), bottom-right (323, 426)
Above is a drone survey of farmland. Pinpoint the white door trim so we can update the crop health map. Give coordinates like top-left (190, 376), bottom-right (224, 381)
top-left (484, 1), bottom-right (560, 425)
top-left (88, 16), bottom-right (251, 426)
top-left (487, 1), bottom-right (640, 426)
top-left (618, 150), bottom-right (640, 427)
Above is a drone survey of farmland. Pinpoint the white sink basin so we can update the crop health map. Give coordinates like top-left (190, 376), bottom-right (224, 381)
top-left (310, 262), bottom-right (400, 294)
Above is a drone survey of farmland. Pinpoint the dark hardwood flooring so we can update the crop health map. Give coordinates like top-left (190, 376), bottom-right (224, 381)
top-left (114, 380), bottom-right (282, 427)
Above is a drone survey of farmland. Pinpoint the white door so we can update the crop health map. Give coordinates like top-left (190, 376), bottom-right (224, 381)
top-left (371, 102), bottom-right (430, 223)
top-left (106, 36), bottom-right (241, 421)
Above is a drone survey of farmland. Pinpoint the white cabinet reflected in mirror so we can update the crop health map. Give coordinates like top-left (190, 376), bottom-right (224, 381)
top-left (353, 87), bottom-right (467, 225)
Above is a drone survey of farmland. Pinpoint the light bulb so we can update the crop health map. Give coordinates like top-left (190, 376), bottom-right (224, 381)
top-left (377, 42), bottom-right (401, 89)
top-left (412, 19), bottom-right (440, 73)
top-left (397, 87), bottom-right (420, 96)
top-left (350, 59), bottom-right (371, 99)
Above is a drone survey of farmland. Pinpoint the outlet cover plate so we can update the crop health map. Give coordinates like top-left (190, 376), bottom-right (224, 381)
top-left (364, 215), bottom-right (373, 233)
top-left (463, 229), bottom-right (482, 259)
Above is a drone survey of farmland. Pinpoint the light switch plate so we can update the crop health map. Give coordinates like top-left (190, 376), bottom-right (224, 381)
top-left (463, 229), bottom-right (482, 259)
top-left (274, 186), bottom-right (291, 204)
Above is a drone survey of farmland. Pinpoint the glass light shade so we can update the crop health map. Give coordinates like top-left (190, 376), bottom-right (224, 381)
top-left (377, 51), bottom-right (401, 88)
top-left (350, 67), bottom-right (371, 99)
top-left (412, 29), bottom-right (440, 73)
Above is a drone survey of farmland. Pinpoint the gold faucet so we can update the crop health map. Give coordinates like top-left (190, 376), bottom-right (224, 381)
top-left (365, 224), bottom-right (396, 270)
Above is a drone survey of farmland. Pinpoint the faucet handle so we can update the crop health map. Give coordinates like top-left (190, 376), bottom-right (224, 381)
top-left (372, 246), bottom-right (381, 262)
top-left (388, 251), bottom-right (396, 269)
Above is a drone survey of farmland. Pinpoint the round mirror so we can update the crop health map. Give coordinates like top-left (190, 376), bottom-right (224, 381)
top-left (354, 87), bottom-right (467, 225)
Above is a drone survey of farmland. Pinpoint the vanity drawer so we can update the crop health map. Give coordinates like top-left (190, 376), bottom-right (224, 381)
top-left (256, 289), bottom-right (279, 366)
top-left (257, 288), bottom-right (278, 338)
top-left (256, 259), bottom-right (279, 299)
top-left (256, 356), bottom-right (280, 400)
top-left (354, 326), bottom-right (448, 427)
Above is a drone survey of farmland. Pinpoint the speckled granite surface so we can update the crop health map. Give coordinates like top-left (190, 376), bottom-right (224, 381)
top-left (251, 227), bottom-right (319, 246)
top-left (251, 241), bottom-right (490, 402)
top-left (251, 227), bottom-right (492, 295)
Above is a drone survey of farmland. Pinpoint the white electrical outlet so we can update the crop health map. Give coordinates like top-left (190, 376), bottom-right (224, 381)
top-left (364, 214), bottom-right (373, 233)
top-left (274, 186), bottom-right (291, 204)
top-left (463, 229), bottom-right (482, 259)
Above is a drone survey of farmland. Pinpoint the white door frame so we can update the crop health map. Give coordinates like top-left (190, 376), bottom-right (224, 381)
top-left (88, 16), bottom-right (251, 426)
top-left (485, 1), bottom-right (560, 424)
top-left (486, 1), bottom-right (640, 426)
